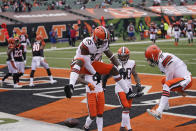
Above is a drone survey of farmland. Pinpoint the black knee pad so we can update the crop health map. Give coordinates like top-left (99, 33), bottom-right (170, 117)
top-left (46, 69), bottom-right (51, 76)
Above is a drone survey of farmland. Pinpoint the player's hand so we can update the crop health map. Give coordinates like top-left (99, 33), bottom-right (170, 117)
top-left (88, 83), bottom-right (95, 91)
top-left (136, 83), bottom-right (142, 93)
top-left (93, 72), bottom-right (101, 84)
top-left (64, 84), bottom-right (74, 98)
top-left (126, 88), bottom-right (144, 100)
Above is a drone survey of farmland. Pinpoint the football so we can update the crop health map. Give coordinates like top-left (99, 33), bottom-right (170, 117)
top-left (64, 118), bottom-right (79, 128)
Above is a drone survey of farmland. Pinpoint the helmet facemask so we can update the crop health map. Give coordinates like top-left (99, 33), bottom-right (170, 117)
top-left (118, 54), bottom-right (129, 65)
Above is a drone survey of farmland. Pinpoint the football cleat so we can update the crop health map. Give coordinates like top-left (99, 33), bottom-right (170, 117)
top-left (50, 80), bottom-right (57, 84)
top-left (83, 126), bottom-right (89, 131)
top-left (14, 84), bottom-right (22, 88)
top-left (64, 84), bottom-right (74, 98)
top-left (29, 83), bottom-right (35, 87)
top-left (146, 109), bottom-right (162, 120)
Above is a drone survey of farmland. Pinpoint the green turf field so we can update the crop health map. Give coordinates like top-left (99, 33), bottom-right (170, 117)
top-left (0, 39), bottom-right (196, 76)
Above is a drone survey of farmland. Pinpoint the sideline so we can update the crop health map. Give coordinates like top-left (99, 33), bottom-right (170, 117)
top-left (0, 38), bottom-right (194, 55)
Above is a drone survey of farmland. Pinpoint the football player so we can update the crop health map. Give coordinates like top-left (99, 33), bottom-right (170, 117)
top-left (145, 45), bottom-right (192, 120)
top-left (64, 26), bottom-right (134, 99)
top-left (149, 22), bottom-right (157, 44)
top-left (117, 47), bottom-right (142, 131)
top-left (102, 47), bottom-right (143, 131)
top-left (13, 37), bottom-right (25, 84)
top-left (29, 35), bottom-right (57, 86)
top-left (77, 74), bottom-right (104, 131)
top-left (185, 20), bottom-right (194, 46)
top-left (171, 21), bottom-right (181, 46)
top-left (0, 37), bottom-right (21, 88)
top-left (19, 31), bottom-right (30, 64)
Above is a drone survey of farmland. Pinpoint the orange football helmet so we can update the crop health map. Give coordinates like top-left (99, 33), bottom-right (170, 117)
top-left (14, 37), bottom-right (20, 47)
top-left (8, 37), bottom-right (15, 45)
top-left (118, 46), bottom-right (130, 64)
top-left (145, 44), bottom-right (161, 67)
top-left (93, 26), bottom-right (110, 48)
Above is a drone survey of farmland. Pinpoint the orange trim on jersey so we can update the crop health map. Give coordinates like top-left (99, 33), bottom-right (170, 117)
top-left (114, 77), bottom-right (122, 82)
top-left (117, 92), bottom-right (132, 108)
top-left (81, 43), bottom-right (89, 52)
top-left (87, 92), bottom-right (105, 117)
top-left (162, 55), bottom-right (172, 67)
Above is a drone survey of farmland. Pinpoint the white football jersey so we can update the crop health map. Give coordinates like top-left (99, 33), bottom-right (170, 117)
top-left (74, 37), bottom-right (109, 63)
top-left (84, 75), bottom-right (103, 93)
top-left (158, 52), bottom-right (191, 81)
top-left (115, 60), bottom-right (136, 93)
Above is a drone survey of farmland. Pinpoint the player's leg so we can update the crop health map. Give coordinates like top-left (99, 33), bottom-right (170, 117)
top-left (117, 92), bottom-right (133, 131)
top-left (1, 61), bottom-right (13, 84)
top-left (84, 92), bottom-right (97, 130)
top-left (29, 57), bottom-right (38, 86)
top-left (8, 61), bottom-right (21, 88)
top-left (40, 58), bottom-right (56, 84)
top-left (96, 92), bottom-right (105, 131)
top-left (69, 58), bottom-right (84, 87)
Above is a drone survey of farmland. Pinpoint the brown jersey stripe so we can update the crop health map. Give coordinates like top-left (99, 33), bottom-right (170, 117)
top-left (114, 76), bottom-right (122, 82)
top-left (162, 55), bottom-right (172, 67)
top-left (81, 43), bottom-right (89, 52)
top-left (71, 68), bottom-right (80, 73)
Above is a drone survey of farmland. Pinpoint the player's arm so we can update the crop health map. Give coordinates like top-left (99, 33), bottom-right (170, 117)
top-left (132, 65), bottom-right (142, 92)
top-left (77, 74), bottom-right (95, 91)
top-left (104, 49), bottom-right (120, 67)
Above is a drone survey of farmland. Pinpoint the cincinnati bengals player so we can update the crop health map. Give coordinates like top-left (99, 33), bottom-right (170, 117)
top-left (13, 37), bottom-right (25, 84)
top-left (0, 37), bottom-right (22, 88)
top-left (19, 31), bottom-right (30, 64)
top-left (185, 20), bottom-right (194, 46)
top-left (145, 45), bottom-right (192, 120)
top-left (29, 35), bottom-right (57, 86)
top-left (149, 22), bottom-right (157, 44)
top-left (171, 21), bottom-right (181, 46)
top-left (64, 26), bottom-right (133, 99)
top-left (116, 47), bottom-right (142, 131)
top-left (77, 74), bottom-right (104, 131)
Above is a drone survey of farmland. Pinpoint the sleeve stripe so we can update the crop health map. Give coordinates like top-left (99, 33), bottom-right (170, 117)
top-left (81, 43), bottom-right (89, 51)
top-left (162, 55), bottom-right (172, 67)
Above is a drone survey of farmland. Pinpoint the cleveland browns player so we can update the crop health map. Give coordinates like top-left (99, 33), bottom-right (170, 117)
top-left (145, 44), bottom-right (192, 120)
top-left (29, 35), bottom-right (57, 86)
top-left (171, 21), bottom-right (181, 46)
top-left (102, 47), bottom-right (143, 131)
top-left (64, 26), bottom-right (134, 99)
top-left (185, 20), bottom-right (194, 46)
top-left (116, 47), bottom-right (142, 131)
top-left (0, 37), bottom-right (22, 88)
top-left (77, 74), bottom-right (104, 131)
top-left (149, 22), bottom-right (157, 44)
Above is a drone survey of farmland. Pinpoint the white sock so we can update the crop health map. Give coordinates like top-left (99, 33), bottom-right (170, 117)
top-left (122, 111), bottom-right (131, 130)
top-left (113, 75), bottom-right (129, 93)
top-left (96, 117), bottom-right (103, 131)
top-left (49, 75), bottom-right (53, 81)
top-left (69, 65), bottom-right (80, 86)
top-left (84, 116), bottom-right (93, 129)
top-left (156, 96), bottom-right (169, 114)
top-left (30, 78), bottom-right (33, 84)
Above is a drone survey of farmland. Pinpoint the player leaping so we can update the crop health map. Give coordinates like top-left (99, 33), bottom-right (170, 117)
top-left (64, 26), bottom-right (137, 99)
top-left (145, 45), bottom-right (192, 120)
